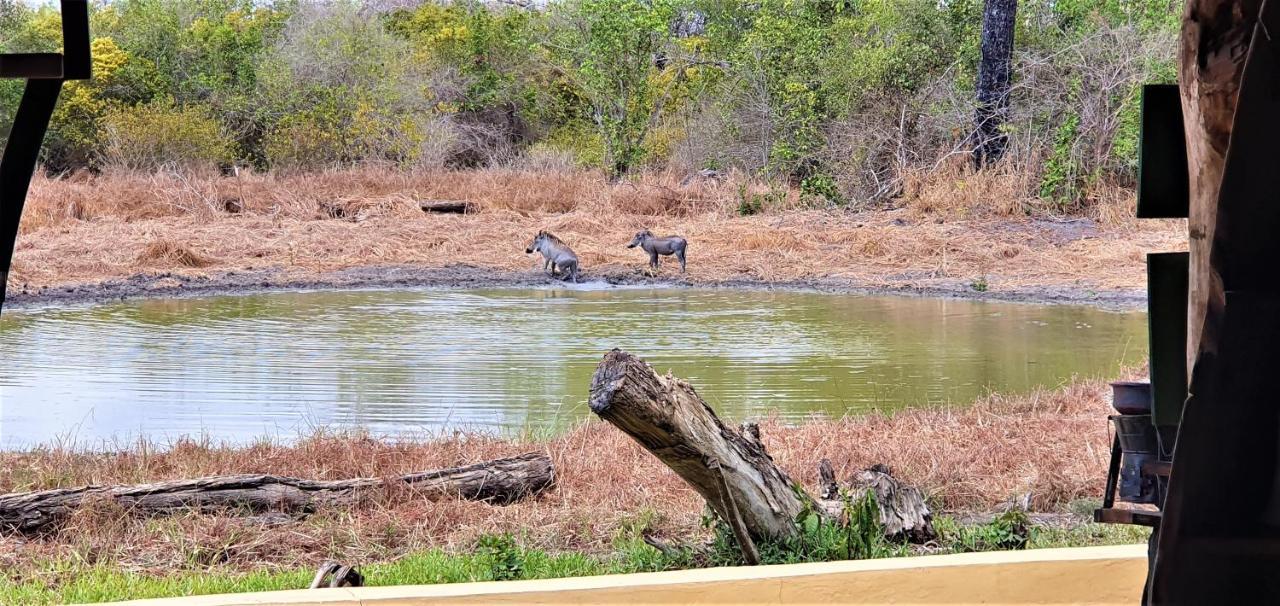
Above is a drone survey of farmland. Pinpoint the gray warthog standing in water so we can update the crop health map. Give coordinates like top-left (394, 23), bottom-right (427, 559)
top-left (526, 230), bottom-right (580, 282)
top-left (627, 229), bottom-right (688, 272)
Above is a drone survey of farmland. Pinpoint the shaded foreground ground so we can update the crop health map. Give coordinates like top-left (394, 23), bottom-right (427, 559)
top-left (5, 169), bottom-right (1184, 308)
top-left (0, 375), bottom-right (1148, 603)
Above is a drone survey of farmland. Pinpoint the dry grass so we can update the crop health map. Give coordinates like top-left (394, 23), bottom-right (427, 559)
top-left (136, 239), bottom-right (212, 268)
top-left (7, 168), bottom-right (1183, 295)
top-left (0, 373), bottom-right (1123, 579)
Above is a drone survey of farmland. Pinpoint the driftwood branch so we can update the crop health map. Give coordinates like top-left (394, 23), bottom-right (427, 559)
top-left (588, 348), bottom-right (937, 556)
top-left (589, 349), bottom-right (813, 545)
top-left (0, 452), bottom-right (554, 533)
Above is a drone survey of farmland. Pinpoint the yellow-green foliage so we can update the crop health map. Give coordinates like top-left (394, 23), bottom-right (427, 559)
top-left (101, 100), bottom-right (235, 171)
top-left (643, 124), bottom-right (686, 167)
top-left (537, 123), bottom-right (606, 169)
top-left (262, 92), bottom-right (443, 170)
top-left (0, 0), bottom-right (1179, 205)
top-left (49, 37), bottom-right (132, 168)
top-left (262, 95), bottom-right (358, 170)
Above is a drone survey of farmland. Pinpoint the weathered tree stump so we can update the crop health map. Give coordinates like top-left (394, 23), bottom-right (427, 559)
top-left (589, 349), bottom-right (813, 550)
top-left (817, 459), bottom-right (935, 543)
top-left (589, 349), bottom-right (938, 559)
top-left (850, 464), bottom-right (935, 543)
top-left (0, 452), bottom-right (553, 533)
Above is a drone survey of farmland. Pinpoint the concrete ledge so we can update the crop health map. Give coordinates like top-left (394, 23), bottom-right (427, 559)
top-left (96, 544), bottom-right (1148, 605)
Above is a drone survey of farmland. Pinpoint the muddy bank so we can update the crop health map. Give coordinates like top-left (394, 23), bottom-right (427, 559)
top-left (2, 263), bottom-right (1148, 310)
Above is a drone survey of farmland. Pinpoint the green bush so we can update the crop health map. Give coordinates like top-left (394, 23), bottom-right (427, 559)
top-left (101, 100), bottom-right (235, 170)
top-left (476, 533), bottom-right (524, 581)
top-left (736, 183), bottom-right (786, 216)
top-left (0, 0), bottom-right (1180, 211)
top-left (705, 489), bottom-right (908, 567)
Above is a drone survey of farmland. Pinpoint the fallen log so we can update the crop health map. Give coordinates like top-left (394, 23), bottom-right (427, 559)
top-left (0, 452), bottom-right (553, 533)
top-left (418, 199), bottom-right (475, 214)
top-left (589, 349), bottom-right (814, 550)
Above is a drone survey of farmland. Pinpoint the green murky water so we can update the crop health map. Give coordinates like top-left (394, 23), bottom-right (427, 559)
top-left (0, 287), bottom-right (1146, 448)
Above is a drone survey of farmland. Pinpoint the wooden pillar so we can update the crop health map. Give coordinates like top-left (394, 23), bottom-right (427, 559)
top-left (1153, 0), bottom-right (1280, 601)
top-left (1179, 0), bottom-right (1258, 372)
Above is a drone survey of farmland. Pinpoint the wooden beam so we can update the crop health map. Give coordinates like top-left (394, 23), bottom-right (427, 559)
top-left (60, 0), bottom-right (91, 80)
top-left (1155, 0), bottom-right (1280, 601)
top-left (1179, 0), bottom-right (1260, 373)
top-left (0, 54), bottom-right (63, 80)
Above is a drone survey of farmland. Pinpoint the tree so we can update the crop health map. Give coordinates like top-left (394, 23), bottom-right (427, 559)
top-left (546, 0), bottom-right (681, 179)
top-left (971, 0), bottom-right (1017, 168)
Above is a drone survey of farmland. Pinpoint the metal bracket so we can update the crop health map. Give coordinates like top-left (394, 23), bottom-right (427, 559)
top-left (1136, 84), bottom-right (1189, 219)
top-left (0, 1), bottom-right (91, 314)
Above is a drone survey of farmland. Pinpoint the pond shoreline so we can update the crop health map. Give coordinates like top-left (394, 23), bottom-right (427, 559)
top-left (0, 375), bottom-right (1145, 604)
top-left (2, 264), bottom-right (1148, 311)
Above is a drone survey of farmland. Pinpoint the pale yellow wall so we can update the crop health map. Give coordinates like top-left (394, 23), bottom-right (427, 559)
top-left (94, 544), bottom-right (1148, 606)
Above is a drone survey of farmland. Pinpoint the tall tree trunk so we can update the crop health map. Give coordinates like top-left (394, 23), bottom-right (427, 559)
top-left (972, 0), bottom-right (1018, 168)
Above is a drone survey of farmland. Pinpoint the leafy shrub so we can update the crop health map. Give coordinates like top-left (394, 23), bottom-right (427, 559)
top-left (736, 183), bottom-right (786, 216)
top-left (524, 122), bottom-right (601, 170)
top-left (800, 172), bottom-right (844, 205)
top-left (943, 509), bottom-right (1031, 552)
top-left (707, 489), bottom-right (907, 567)
top-left (101, 101), bottom-right (235, 171)
top-left (476, 534), bottom-right (524, 581)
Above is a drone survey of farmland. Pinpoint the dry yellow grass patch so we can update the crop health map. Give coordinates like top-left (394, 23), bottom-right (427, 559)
top-left (136, 239), bottom-right (211, 268)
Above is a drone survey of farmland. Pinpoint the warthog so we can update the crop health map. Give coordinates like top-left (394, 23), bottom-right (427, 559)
top-left (525, 230), bottom-right (580, 282)
top-left (627, 229), bottom-right (687, 272)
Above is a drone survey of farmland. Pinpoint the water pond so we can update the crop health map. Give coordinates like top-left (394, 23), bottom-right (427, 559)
top-left (0, 287), bottom-right (1146, 448)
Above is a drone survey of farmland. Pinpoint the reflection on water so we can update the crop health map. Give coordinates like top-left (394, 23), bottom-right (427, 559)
top-left (0, 287), bottom-right (1146, 448)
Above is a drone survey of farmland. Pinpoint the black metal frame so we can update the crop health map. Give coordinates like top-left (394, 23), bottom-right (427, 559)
top-left (0, 1), bottom-right (91, 314)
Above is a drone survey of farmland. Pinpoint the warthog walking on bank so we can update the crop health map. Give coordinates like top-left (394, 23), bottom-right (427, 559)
top-left (627, 229), bottom-right (687, 272)
top-left (525, 230), bottom-right (580, 282)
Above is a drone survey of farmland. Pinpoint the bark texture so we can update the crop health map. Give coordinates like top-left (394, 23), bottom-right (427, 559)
top-left (818, 460), bottom-right (935, 543)
top-left (972, 0), bottom-right (1018, 167)
top-left (1155, 1), bottom-right (1280, 602)
top-left (588, 349), bottom-right (811, 543)
top-left (1179, 0), bottom-right (1260, 370)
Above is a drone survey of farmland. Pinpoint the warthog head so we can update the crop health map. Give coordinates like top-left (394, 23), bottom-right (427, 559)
top-left (526, 231), bottom-right (549, 254)
top-left (627, 230), bottom-right (654, 248)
